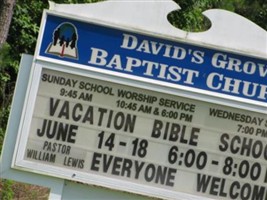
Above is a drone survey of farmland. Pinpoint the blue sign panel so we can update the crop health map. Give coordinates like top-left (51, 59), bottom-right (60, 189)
top-left (39, 13), bottom-right (267, 103)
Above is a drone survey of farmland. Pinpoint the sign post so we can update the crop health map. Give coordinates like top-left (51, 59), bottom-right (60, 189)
top-left (1, 1), bottom-right (267, 199)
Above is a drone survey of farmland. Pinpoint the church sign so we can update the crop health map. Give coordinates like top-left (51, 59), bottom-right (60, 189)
top-left (11, 10), bottom-right (267, 200)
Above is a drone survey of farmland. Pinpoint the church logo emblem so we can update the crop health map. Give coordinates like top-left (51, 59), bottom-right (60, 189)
top-left (46, 22), bottom-right (79, 59)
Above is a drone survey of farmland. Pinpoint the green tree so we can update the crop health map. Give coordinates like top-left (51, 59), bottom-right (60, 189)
top-left (169, 0), bottom-right (267, 31)
top-left (0, 0), bottom-right (16, 49)
top-left (0, 44), bottom-right (13, 153)
top-left (0, 0), bottom-right (16, 153)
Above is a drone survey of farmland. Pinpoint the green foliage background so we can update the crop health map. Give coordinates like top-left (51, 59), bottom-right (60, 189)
top-left (0, 0), bottom-right (266, 199)
top-left (170, 0), bottom-right (267, 31)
